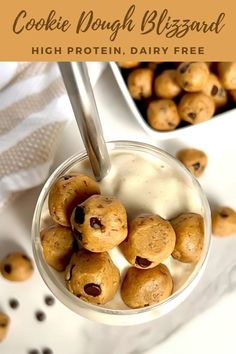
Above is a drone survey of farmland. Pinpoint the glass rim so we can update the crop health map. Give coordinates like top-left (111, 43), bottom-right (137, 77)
top-left (32, 140), bottom-right (212, 320)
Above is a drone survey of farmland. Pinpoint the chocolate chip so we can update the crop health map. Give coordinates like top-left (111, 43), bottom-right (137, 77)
top-left (3, 264), bottom-right (12, 274)
top-left (192, 162), bottom-right (200, 171)
top-left (84, 283), bottom-right (101, 297)
top-left (188, 112), bottom-right (196, 119)
top-left (35, 310), bottom-right (46, 322)
top-left (0, 322), bottom-right (7, 327)
top-left (74, 206), bottom-right (85, 224)
top-left (9, 298), bottom-right (19, 309)
top-left (90, 217), bottom-right (103, 229)
top-left (144, 304), bottom-right (150, 307)
top-left (220, 212), bottom-right (229, 218)
top-left (61, 175), bottom-right (72, 180)
top-left (28, 350), bottom-right (40, 354)
top-left (44, 295), bottom-right (55, 306)
top-left (135, 256), bottom-right (152, 268)
top-left (42, 348), bottom-right (53, 354)
top-left (211, 85), bottom-right (218, 96)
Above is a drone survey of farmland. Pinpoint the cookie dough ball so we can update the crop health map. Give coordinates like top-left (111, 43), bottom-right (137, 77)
top-left (176, 148), bottom-right (208, 177)
top-left (217, 62), bottom-right (236, 89)
top-left (229, 89), bottom-right (236, 103)
top-left (177, 62), bottom-right (209, 92)
top-left (41, 225), bottom-right (74, 271)
top-left (65, 250), bottom-right (120, 305)
top-left (120, 215), bottom-right (176, 269)
top-left (171, 213), bottom-right (204, 263)
top-left (212, 207), bottom-right (236, 237)
top-left (127, 68), bottom-right (153, 99)
top-left (0, 313), bottom-right (10, 342)
top-left (117, 61), bottom-right (140, 69)
top-left (201, 73), bottom-right (227, 109)
top-left (48, 174), bottom-right (100, 227)
top-left (154, 70), bottom-right (182, 99)
top-left (71, 195), bottom-right (128, 252)
top-left (147, 99), bottom-right (181, 131)
top-left (178, 93), bottom-right (215, 124)
top-left (0, 252), bottom-right (33, 281)
top-left (121, 264), bottom-right (173, 308)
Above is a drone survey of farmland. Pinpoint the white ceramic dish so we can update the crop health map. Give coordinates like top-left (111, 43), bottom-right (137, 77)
top-left (109, 62), bottom-right (236, 140)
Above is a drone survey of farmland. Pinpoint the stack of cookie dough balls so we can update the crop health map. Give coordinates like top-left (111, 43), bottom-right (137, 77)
top-left (118, 61), bottom-right (236, 131)
top-left (40, 173), bottom-right (205, 309)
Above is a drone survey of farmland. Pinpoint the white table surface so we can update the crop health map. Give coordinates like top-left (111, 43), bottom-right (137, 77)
top-left (0, 65), bottom-right (236, 354)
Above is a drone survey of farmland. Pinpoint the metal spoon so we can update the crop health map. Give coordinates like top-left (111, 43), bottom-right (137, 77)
top-left (58, 62), bottom-right (111, 181)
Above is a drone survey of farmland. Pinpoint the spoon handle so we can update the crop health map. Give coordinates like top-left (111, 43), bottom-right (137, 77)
top-left (58, 62), bottom-right (111, 181)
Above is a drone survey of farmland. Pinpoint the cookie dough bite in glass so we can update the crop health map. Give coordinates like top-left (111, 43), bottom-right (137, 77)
top-left (217, 62), bottom-right (236, 90)
top-left (71, 195), bottom-right (128, 252)
top-left (176, 148), bottom-right (208, 177)
top-left (0, 252), bottom-right (33, 281)
top-left (48, 174), bottom-right (100, 227)
top-left (147, 99), bottom-right (181, 131)
top-left (0, 313), bottom-right (10, 342)
top-left (212, 206), bottom-right (236, 237)
top-left (121, 264), bottom-right (173, 309)
top-left (171, 213), bottom-right (204, 263)
top-left (41, 225), bottom-right (74, 272)
top-left (120, 215), bottom-right (176, 269)
top-left (65, 250), bottom-right (120, 305)
top-left (201, 73), bottom-right (227, 109)
top-left (117, 61), bottom-right (140, 69)
top-left (177, 62), bottom-right (210, 92)
top-left (154, 70), bottom-right (182, 99)
top-left (178, 93), bottom-right (215, 124)
top-left (127, 68), bottom-right (153, 99)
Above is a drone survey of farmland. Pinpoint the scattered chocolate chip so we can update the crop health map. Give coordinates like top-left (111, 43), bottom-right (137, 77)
top-left (135, 256), bottom-right (152, 268)
top-left (211, 85), bottom-right (218, 96)
top-left (192, 162), bottom-right (200, 171)
top-left (44, 295), bottom-right (55, 306)
top-left (167, 121), bottom-right (175, 127)
top-left (84, 283), bottom-right (101, 297)
top-left (74, 206), bottom-right (85, 224)
top-left (90, 217), bottom-right (103, 229)
top-left (42, 348), bottom-right (53, 354)
top-left (61, 175), bottom-right (72, 180)
top-left (35, 310), bottom-right (46, 322)
top-left (0, 322), bottom-right (7, 327)
top-left (220, 212), bottom-right (229, 218)
top-left (144, 304), bottom-right (150, 307)
top-left (9, 298), bottom-right (19, 309)
top-left (3, 264), bottom-right (12, 274)
top-left (28, 350), bottom-right (40, 354)
top-left (188, 112), bottom-right (196, 119)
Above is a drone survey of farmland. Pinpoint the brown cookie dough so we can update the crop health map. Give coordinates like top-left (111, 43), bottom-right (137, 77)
top-left (48, 174), bottom-right (100, 227)
top-left (177, 62), bottom-right (209, 92)
top-left (147, 99), bottom-right (181, 131)
top-left (65, 250), bottom-right (120, 305)
top-left (176, 148), bottom-right (208, 177)
top-left (0, 252), bottom-right (33, 281)
top-left (117, 61), bottom-right (140, 69)
top-left (41, 225), bottom-right (74, 271)
top-left (178, 93), bottom-right (215, 124)
top-left (121, 264), bottom-right (173, 309)
top-left (171, 213), bottom-right (204, 263)
top-left (120, 215), bottom-right (176, 269)
top-left (212, 207), bottom-right (236, 237)
top-left (154, 70), bottom-right (182, 99)
top-left (217, 62), bottom-right (236, 90)
top-left (0, 313), bottom-right (10, 342)
top-left (201, 73), bottom-right (227, 109)
top-left (127, 68), bottom-right (153, 99)
top-left (71, 195), bottom-right (128, 252)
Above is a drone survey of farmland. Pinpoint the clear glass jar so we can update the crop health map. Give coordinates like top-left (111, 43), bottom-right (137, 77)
top-left (32, 141), bottom-right (211, 326)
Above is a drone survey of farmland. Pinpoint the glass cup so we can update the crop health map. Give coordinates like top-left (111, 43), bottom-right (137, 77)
top-left (32, 141), bottom-right (211, 326)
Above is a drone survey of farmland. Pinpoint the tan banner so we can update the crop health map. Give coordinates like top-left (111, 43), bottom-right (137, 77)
top-left (0, 0), bottom-right (235, 61)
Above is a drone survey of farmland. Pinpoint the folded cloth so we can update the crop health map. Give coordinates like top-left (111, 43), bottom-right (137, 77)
top-left (0, 61), bottom-right (106, 210)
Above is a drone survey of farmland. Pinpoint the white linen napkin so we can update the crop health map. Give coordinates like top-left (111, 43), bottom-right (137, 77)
top-left (0, 61), bottom-right (106, 210)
